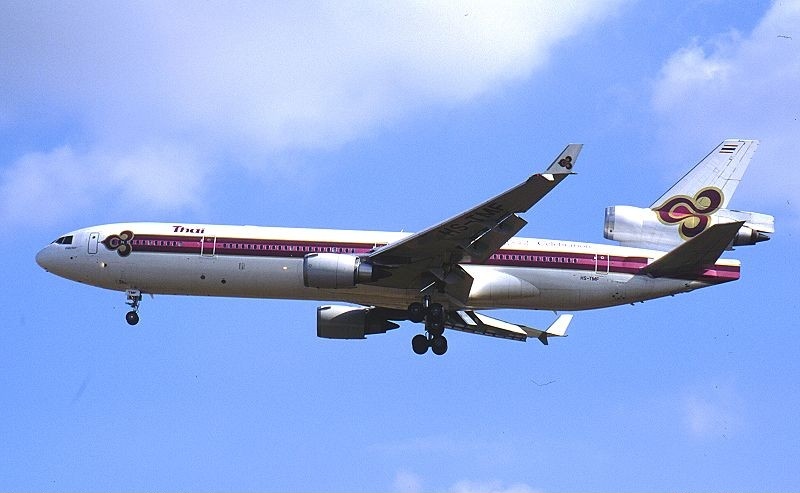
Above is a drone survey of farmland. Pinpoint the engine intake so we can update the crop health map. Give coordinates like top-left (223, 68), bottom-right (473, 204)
top-left (303, 253), bottom-right (375, 289)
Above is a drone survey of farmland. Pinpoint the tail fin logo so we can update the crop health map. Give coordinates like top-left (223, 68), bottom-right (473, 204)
top-left (654, 187), bottom-right (724, 239)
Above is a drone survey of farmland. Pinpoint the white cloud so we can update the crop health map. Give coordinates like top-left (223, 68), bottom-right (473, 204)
top-left (393, 470), bottom-right (424, 493)
top-left (0, 1), bottom-right (624, 225)
top-left (681, 382), bottom-right (743, 439)
top-left (390, 471), bottom-right (541, 493)
top-left (449, 479), bottom-right (542, 493)
top-left (652, 40), bottom-right (734, 107)
top-left (3, 1), bottom-right (623, 152)
top-left (652, 1), bottom-right (800, 220)
top-left (0, 143), bottom-right (208, 226)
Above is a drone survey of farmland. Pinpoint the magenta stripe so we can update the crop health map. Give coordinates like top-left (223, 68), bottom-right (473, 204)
top-left (122, 233), bottom-right (740, 282)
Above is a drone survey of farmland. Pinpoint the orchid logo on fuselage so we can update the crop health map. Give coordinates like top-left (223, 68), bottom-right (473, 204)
top-left (102, 230), bottom-right (135, 257)
top-left (653, 187), bottom-right (724, 239)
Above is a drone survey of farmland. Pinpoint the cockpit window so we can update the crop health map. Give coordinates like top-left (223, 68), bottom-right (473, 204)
top-left (53, 235), bottom-right (74, 245)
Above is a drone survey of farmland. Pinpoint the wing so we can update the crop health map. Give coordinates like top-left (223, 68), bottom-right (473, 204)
top-left (447, 310), bottom-right (573, 345)
top-left (365, 144), bottom-right (583, 299)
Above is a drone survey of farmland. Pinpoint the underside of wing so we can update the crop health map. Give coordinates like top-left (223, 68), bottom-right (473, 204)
top-left (447, 310), bottom-right (572, 345)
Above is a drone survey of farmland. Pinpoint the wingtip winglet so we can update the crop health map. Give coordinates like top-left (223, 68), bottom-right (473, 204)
top-left (545, 143), bottom-right (583, 174)
top-left (536, 314), bottom-right (573, 345)
top-left (546, 314), bottom-right (573, 337)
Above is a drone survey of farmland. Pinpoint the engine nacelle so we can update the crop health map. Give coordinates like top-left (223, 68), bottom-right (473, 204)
top-left (732, 225), bottom-right (771, 246)
top-left (316, 305), bottom-right (400, 339)
top-left (604, 205), bottom-right (773, 250)
top-left (303, 253), bottom-right (375, 289)
top-left (604, 205), bottom-right (651, 245)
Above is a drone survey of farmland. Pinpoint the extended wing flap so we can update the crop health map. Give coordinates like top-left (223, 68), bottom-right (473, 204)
top-left (641, 221), bottom-right (744, 278)
top-left (448, 311), bottom-right (572, 344)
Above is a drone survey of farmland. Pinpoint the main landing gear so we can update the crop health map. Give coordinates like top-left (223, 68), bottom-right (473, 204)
top-left (409, 297), bottom-right (448, 356)
top-left (125, 289), bottom-right (141, 325)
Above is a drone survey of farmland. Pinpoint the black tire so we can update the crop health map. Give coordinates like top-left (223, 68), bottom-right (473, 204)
top-left (431, 335), bottom-right (448, 356)
top-left (125, 311), bottom-right (139, 325)
top-left (426, 322), bottom-right (444, 337)
top-left (412, 334), bottom-right (429, 355)
top-left (427, 303), bottom-right (444, 324)
top-left (408, 302), bottom-right (425, 323)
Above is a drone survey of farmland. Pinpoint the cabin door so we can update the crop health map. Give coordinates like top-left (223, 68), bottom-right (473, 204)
top-left (200, 236), bottom-right (217, 257)
top-left (88, 232), bottom-right (99, 254)
top-left (594, 253), bottom-right (610, 274)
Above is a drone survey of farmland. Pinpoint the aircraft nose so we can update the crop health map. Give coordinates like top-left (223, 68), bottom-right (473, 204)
top-left (36, 246), bottom-right (55, 271)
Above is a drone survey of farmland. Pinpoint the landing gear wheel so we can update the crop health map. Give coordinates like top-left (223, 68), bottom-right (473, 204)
top-left (124, 289), bottom-right (142, 326)
top-left (427, 303), bottom-right (444, 323)
top-left (408, 302), bottom-right (425, 323)
top-left (408, 296), bottom-right (450, 355)
top-left (431, 335), bottom-right (448, 355)
top-left (412, 334), bottom-right (429, 355)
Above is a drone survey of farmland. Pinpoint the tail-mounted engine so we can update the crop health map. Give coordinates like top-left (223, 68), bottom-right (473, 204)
top-left (303, 253), bottom-right (376, 289)
top-left (604, 205), bottom-right (773, 250)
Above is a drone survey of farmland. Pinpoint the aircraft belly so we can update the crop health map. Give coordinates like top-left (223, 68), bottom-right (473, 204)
top-left (463, 266), bottom-right (696, 311)
top-left (100, 254), bottom-right (418, 306)
top-left (465, 266), bottom-right (540, 307)
top-left (309, 286), bottom-right (420, 310)
top-left (85, 252), bottom-right (703, 311)
top-left (102, 254), bottom-right (306, 298)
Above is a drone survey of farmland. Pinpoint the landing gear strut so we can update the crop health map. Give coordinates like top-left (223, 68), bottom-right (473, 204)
top-left (125, 289), bottom-right (141, 325)
top-left (409, 296), bottom-right (448, 355)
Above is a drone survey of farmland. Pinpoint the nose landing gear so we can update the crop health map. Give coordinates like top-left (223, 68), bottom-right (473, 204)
top-left (125, 289), bottom-right (142, 325)
top-left (408, 297), bottom-right (448, 355)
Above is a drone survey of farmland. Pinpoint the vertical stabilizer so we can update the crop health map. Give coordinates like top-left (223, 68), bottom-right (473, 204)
top-left (604, 139), bottom-right (773, 250)
top-left (650, 139), bottom-right (758, 210)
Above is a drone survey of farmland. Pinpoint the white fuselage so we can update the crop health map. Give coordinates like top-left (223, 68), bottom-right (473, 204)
top-left (35, 222), bottom-right (740, 312)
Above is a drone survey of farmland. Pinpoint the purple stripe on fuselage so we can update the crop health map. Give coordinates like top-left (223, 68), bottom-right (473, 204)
top-left (124, 234), bottom-right (739, 282)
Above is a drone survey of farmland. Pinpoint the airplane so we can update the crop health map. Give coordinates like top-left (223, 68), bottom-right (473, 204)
top-left (36, 139), bottom-right (774, 355)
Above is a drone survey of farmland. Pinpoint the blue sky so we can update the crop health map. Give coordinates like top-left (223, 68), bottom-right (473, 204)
top-left (2, 1), bottom-right (799, 491)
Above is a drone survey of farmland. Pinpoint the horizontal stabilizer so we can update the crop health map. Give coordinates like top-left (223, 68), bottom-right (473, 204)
top-left (641, 221), bottom-right (744, 278)
top-left (538, 313), bottom-right (572, 337)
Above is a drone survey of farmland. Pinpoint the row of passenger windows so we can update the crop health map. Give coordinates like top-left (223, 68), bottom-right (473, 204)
top-left (132, 239), bottom-right (183, 247)
top-left (131, 237), bottom-right (580, 262)
top-left (491, 254), bottom-right (579, 264)
top-left (131, 238), bottom-right (361, 253)
top-left (218, 243), bottom-right (359, 254)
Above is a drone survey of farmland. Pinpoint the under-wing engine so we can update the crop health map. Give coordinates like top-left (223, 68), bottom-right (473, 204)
top-left (303, 253), bottom-right (376, 288)
top-left (316, 305), bottom-right (400, 339)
